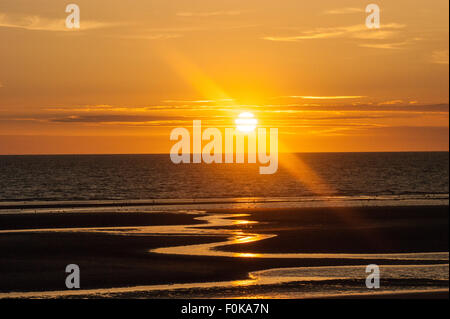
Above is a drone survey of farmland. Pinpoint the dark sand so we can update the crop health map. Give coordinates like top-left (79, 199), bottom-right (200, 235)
top-left (215, 206), bottom-right (449, 253)
top-left (0, 205), bottom-right (448, 297)
top-left (323, 289), bottom-right (449, 299)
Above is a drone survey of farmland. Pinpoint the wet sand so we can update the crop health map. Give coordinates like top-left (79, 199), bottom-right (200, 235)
top-left (323, 289), bottom-right (449, 299)
top-left (0, 205), bottom-right (448, 298)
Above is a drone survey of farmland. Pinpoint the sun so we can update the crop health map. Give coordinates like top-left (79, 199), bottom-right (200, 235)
top-left (235, 112), bottom-right (258, 133)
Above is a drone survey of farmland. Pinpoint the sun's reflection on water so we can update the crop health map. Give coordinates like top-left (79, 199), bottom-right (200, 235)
top-left (230, 278), bottom-right (258, 286)
top-left (149, 213), bottom-right (449, 261)
top-left (232, 220), bottom-right (256, 225)
top-left (233, 253), bottom-right (262, 258)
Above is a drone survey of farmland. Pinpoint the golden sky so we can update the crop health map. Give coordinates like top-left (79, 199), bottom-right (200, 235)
top-left (0, 0), bottom-right (448, 154)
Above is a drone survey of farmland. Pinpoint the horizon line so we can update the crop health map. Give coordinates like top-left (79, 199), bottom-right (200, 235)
top-left (0, 150), bottom-right (448, 156)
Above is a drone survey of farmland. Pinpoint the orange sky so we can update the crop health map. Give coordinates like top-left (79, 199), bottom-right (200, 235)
top-left (0, 0), bottom-right (448, 154)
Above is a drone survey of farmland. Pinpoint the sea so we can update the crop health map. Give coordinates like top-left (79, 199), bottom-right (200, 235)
top-left (0, 152), bottom-right (448, 207)
top-left (0, 152), bottom-right (448, 298)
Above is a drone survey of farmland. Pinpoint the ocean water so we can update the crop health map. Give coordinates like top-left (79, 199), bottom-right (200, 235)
top-left (0, 152), bottom-right (448, 203)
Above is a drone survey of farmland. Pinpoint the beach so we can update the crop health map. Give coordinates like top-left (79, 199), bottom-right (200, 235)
top-left (0, 204), bottom-right (448, 299)
top-left (0, 0), bottom-right (449, 308)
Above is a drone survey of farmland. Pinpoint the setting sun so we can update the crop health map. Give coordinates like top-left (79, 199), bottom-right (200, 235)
top-left (235, 112), bottom-right (258, 133)
top-left (0, 0), bottom-right (448, 304)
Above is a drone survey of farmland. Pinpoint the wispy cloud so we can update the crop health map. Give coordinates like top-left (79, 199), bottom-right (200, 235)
top-left (324, 8), bottom-right (365, 15)
top-left (378, 100), bottom-right (405, 105)
top-left (44, 103), bottom-right (237, 114)
top-left (263, 23), bottom-right (405, 42)
top-left (431, 50), bottom-right (449, 64)
top-left (282, 96), bottom-right (366, 100)
top-left (115, 24), bottom-right (258, 40)
top-left (176, 11), bottom-right (241, 17)
top-left (6, 103), bottom-right (448, 133)
top-left (162, 98), bottom-right (234, 104)
top-left (0, 13), bottom-right (111, 32)
top-left (359, 41), bottom-right (409, 50)
top-left (116, 33), bottom-right (182, 40)
top-left (49, 115), bottom-right (183, 124)
top-left (359, 36), bottom-right (423, 49)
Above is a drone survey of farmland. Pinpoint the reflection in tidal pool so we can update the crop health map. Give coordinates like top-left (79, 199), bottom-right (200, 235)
top-left (0, 210), bottom-right (447, 299)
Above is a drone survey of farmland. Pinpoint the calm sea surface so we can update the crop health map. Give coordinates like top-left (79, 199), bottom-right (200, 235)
top-left (0, 152), bottom-right (448, 202)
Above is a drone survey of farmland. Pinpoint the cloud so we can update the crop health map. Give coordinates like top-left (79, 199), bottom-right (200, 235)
top-left (0, 13), bottom-right (111, 32)
top-left (431, 50), bottom-right (449, 65)
top-left (45, 103), bottom-right (450, 116)
top-left (378, 100), bottom-right (405, 105)
top-left (282, 96), bottom-right (366, 100)
top-left (44, 103), bottom-right (238, 114)
top-left (359, 36), bottom-right (423, 49)
top-left (265, 103), bottom-right (450, 113)
top-left (115, 24), bottom-right (258, 40)
top-left (116, 33), bottom-right (182, 40)
top-left (359, 41), bottom-right (409, 49)
top-left (295, 114), bottom-right (419, 121)
top-left (162, 98), bottom-right (234, 103)
top-left (353, 31), bottom-right (402, 40)
top-left (324, 8), bottom-right (365, 15)
top-left (176, 11), bottom-right (241, 17)
top-left (49, 115), bottom-right (182, 124)
top-left (263, 23), bottom-right (405, 42)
